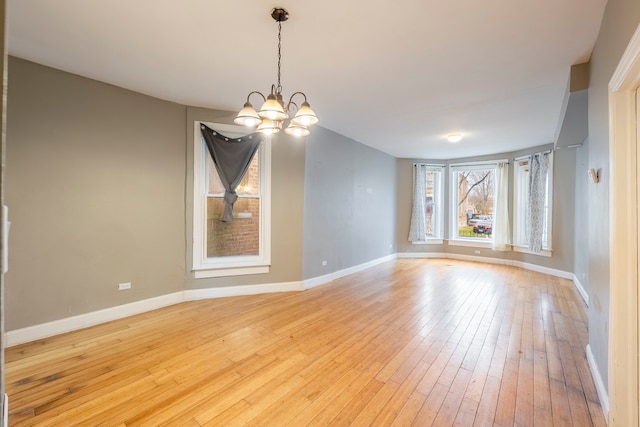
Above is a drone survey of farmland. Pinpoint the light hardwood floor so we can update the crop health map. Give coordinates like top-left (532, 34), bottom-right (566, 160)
top-left (6, 259), bottom-right (606, 426)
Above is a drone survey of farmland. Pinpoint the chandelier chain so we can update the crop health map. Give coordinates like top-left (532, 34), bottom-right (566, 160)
top-left (277, 20), bottom-right (282, 94)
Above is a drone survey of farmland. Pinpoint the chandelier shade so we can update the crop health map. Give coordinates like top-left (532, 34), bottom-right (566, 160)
top-left (284, 124), bottom-right (310, 137)
top-left (234, 8), bottom-right (318, 137)
top-left (234, 102), bottom-right (262, 127)
top-left (256, 118), bottom-right (282, 135)
top-left (291, 101), bottom-right (319, 127)
top-left (258, 93), bottom-right (288, 121)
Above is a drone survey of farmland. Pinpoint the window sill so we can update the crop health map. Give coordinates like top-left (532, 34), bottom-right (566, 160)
top-left (193, 265), bottom-right (270, 278)
top-left (412, 238), bottom-right (444, 245)
top-left (512, 245), bottom-right (552, 257)
top-left (447, 239), bottom-right (493, 249)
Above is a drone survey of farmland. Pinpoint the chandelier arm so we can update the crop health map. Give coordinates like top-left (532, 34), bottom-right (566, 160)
top-left (288, 92), bottom-right (308, 102)
top-left (285, 91), bottom-right (308, 109)
top-left (287, 100), bottom-right (299, 112)
top-left (246, 91), bottom-right (267, 103)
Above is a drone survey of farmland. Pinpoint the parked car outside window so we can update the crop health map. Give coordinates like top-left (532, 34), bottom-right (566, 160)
top-left (468, 214), bottom-right (493, 226)
top-left (473, 220), bottom-right (492, 235)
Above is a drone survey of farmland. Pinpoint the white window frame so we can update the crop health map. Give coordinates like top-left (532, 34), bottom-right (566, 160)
top-left (448, 161), bottom-right (501, 248)
top-left (512, 153), bottom-right (553, 256)
top-left (412, 163), bottom-right (444, 244)
top-left (192, 121), bottom-right (271, 278)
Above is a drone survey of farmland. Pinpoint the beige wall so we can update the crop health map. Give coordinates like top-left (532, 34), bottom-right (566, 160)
top-left (6, 58), bottom-right (187, 330)
top-left (4, 58), bottom-right (309, 329)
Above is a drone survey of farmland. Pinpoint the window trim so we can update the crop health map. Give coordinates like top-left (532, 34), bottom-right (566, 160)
top-left (192, 121), bottom-right (271, 278)
top-left (512, 245), bottom-right (552, 257)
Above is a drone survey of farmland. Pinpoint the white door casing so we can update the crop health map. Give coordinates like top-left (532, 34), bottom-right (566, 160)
top-left (608, 22), bottom-right (640, 427)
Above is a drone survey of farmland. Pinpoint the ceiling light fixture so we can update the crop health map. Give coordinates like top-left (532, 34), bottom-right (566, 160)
top-left (447, 133), bottom-right (463, 143)
top-left (234, 8), bottom-right (319, 137)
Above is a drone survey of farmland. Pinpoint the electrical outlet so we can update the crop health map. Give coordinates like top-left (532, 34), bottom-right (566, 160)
top-left (118, 282), bottom-right (131, 290)
top-left (322, 261), bottom-right (328, 266)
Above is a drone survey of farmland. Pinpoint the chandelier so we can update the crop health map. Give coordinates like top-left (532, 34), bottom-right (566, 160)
top-left (234, 8), bottom-right (319, 137)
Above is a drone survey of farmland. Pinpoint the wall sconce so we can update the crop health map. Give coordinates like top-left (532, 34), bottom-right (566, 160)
top-left (588, 168), bottom-right (601, 183)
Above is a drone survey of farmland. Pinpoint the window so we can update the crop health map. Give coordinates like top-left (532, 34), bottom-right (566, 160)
top-left (193, 122), bottom-right (271, 278)
top-left (513, 153), bottom-right (553, 253)
top-left (422, 165), bottom-right (444, 240)
top-left (450, 164), bottom-right (496, 242)
top-left (409, 164), bottom-right (444, 243)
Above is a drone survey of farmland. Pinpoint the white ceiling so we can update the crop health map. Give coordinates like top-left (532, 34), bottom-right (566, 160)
top-left (7, 0), bottom-right (607, 159)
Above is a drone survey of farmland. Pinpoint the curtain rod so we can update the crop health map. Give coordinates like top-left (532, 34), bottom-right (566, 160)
top-left (514, 149), bottom-right (553, 161)
top-left (413, 163), bottom-right (445, 167)
top-left (555, 143), bottom-right (583, 150)
top-left (449, 159), bottom-right (509, 168)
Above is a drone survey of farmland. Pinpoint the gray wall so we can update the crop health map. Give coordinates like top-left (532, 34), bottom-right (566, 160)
top-left (6, 57), bottom-right (187, 330)
top-left (573, 142), bottom-right (589, 293)
top-left (395, 143), bottom-right (576, 273)
top-left (302, 127), bottom-right (397, 280)
top-left (587, 0), bottom-right (640, 389)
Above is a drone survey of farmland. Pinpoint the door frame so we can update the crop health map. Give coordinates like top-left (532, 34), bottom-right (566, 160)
top-left (608, 22), bottom-right (640, 427)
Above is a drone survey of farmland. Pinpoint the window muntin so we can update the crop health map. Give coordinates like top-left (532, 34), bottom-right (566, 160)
top-left (193, 122), bottom-right (271, 277)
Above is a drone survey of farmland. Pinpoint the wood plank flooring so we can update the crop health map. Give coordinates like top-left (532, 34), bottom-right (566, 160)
top-left (5, 259), bottom-right (607, 426)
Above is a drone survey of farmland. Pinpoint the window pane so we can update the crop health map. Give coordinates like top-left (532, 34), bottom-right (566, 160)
top-left (207, 197), bottom-right (260, 257)
top-left (514, 160), bottom-right (530, 246)
top-left (207, 154), bottom-right (260, 196)
top-left (456, 168), bottom-right (494, 239)
top-left (206, 150), bottom-right (261, 258)
top-left (207, 156), bottom-right (225, 195)
top-left (425, 171), bottom-right (435, 236)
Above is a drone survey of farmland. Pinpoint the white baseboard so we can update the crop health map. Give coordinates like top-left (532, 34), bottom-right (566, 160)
top-left (5, 291), bottom-right (185, 347)
top-left (185, 281), bottom-right (303, 300)
top-left (572, 275), bottom-right (590, 306)
top-left (586, 344), bottom-right (609, 422)
top-left (302, 254), bottom-right (396, 289)
top-left (6, 280), bottom-right (306, 347)
top-left (398, 252), bottom-right (574, 280)
top-left (396, 252), bottom-right (445, 259)
top-left (2, 393), bottom-right (7, 427)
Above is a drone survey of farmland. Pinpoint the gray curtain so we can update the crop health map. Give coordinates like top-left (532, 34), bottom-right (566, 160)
top-left (200, 124), bottom-right (262, 222)
top-left (528, 152), bottom-right (550, 252)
